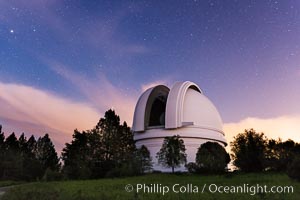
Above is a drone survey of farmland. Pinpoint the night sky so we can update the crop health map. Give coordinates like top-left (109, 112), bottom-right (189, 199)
top-left (0, 0), bottom-right (300, 149)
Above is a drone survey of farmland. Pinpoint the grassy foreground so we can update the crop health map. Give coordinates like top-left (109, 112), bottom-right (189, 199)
top-left (0, 181), bottom-right (22, 188)
top-left (1, 173), bottom-right (299, 200)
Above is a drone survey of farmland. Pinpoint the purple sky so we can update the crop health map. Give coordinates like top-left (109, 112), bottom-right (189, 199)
top-left (0, 0), bottom-right (299, 150)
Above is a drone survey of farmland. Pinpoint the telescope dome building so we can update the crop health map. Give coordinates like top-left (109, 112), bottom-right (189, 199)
top-left (132, 81), bottom-right (227, 172)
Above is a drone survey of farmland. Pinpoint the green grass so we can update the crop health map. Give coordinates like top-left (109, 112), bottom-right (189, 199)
top-left (2, 173), bottom-right (299, 200)
top-left (0, 181), bottom-right (22, 187)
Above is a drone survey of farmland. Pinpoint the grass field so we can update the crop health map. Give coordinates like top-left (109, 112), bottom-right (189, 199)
top-left (0, 181), bottom-right (22, 188)
top-left (1, 173), bottom-right (299, 200)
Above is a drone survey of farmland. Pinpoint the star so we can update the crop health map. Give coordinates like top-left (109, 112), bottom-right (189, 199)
top-left (10, 29), bottom-right (14, 33)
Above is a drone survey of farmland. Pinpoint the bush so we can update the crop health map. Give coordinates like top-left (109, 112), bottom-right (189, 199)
top-left (42, 168), bottom-right (63, 181)
top-left (152, 170), bottom-right (162, 174)
top-left (185, 162), bottom-right (199, 173)
top-left (196, 142), bottom-right (230, 174)
top-left (105, 162), bottom-right (140, 178)
top-left (118, 163), bottom-right (137, 177)
top-left (287, 156), bottom-right (300, 181)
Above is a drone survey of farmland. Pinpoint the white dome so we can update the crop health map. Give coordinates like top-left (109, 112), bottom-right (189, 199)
top-left (132, 81), bottom-right (226, 172)
top-left (182, 88), bottom-right (223, 132)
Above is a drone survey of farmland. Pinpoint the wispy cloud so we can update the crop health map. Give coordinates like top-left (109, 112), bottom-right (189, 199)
top-left (82, 15), bottom-right (148, 58)
top-left (0, 59), bottom-right (169, 151)
top-left (0, 81), bottom-right (100, 150)
top-left (1, 76), bottom-right (300, 153)
top-left (48, 61), bottom-right (137, 126)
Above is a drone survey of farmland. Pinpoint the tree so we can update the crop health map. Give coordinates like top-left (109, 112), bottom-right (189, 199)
top-left (2, 132), bottom-right (22, 179)
top-left (61, 130), bottom-right (91, 179)
top-left (18, 133), bottom-right (27, 179)
top-left (0, 126), bottom-right (5, 178)
top-left (36, 134), bottom-right (60, 171)
top-left (196, 142), bottom-right (230, 173)
top-left (26, 135), bottom-right (37, 157)
top-left (156, 135), bottom-right (187, 173)
top-left (5, 132), bottom-right (19, 150)
top-left (93, 109), bottom-right (135, 176)
top-left (0, 126), bottom-right (59, 181)
top-left (62, 109), bottom-right (135, 179)
top-left (265, 139), bottom-right (300, 172)
top-left (287, 156), bottom-right (300, 181)
top-left (95, 110), bottom-right (135, 164)
top-left (24, 135), bottom-right (44, 180)
top-left (230, 129), bottom-right (267, 172)
top-left (135, 145), bottom-right (153, 174)
top-left (0, 125), bottom-right (5, 146)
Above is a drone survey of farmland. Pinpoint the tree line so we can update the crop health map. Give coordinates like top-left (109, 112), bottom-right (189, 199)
top-left (0, 126), bottom-right (59, 181)
top-left (231, 128), bottom-right (300, 177)
top-left (1, 109), bottom-right (300, 181)
top-left (165, 128), bottom-right (300, 180)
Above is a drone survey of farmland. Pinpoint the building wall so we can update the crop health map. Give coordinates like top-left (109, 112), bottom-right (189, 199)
top-left (134, 128), bottom-right (226, 172)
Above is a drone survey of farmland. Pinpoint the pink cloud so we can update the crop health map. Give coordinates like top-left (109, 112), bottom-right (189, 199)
top-left (224, 115), bottom-right (300, 151)
top-left (49, 62), bottom-right (137, 126)
top-left (0, 60), bottom-right (158, 152)
top-left (2, 75), bottom-right (299, 155)
top-left (0, 81), bottom-right (100, 151)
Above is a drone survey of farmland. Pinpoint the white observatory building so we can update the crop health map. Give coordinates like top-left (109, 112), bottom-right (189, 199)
top-left (132, 81), bottom-right (227, 172)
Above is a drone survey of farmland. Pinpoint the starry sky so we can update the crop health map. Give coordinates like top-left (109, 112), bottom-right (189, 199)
top-left (0, 0), bottom-right (300, 150)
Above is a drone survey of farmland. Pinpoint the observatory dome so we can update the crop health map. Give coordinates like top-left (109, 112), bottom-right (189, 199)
top-left (132, 81), bottom-right (226, 172)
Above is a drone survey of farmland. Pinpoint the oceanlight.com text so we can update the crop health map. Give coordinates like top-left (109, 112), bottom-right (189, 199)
top-left (124, 183), bottom-right (294, 196)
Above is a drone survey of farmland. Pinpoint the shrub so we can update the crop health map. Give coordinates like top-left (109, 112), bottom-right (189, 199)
top-left (185, 162), bottom-right (199, 173)
top-left (105, 162), bottom-right (139, 178)
top-left (196, 142), bottom-right (230, 174)
top-left (42, 168), bottom-right (63, 181)
top-left (287, 156), bottom-right (300, 181)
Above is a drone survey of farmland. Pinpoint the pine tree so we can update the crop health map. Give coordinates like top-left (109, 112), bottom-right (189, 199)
top-left (62, 109), bottom-right (135, 178)
top-left (3, 133), bottom-right (22, 179)
top-left (24, 135), bottom-right (43, 180)
top-left (62, 130), bottom-right (91, 179)
top-left (36, 134), bottom-right (60, 171)
top-left (0, 126), bottom-right (5, 179)
top-left (93, 109), bottom-right (135, 174)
